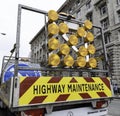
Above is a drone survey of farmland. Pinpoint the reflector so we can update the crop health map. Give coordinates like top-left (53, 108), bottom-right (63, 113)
top-left (68, 35), bottom-right (78, 46)
top-left (59, 23), bottom-right (69, 34)
top-left (88, 44), bottom-right (96, 54)
top-left (63, 55), bottom-right (74, 67)
top-left (84, 20), bottom-right (93, 30)
top-left (48, 54), bottom-right (60, 66)
top-left (48, 10), bottom-right (58, 22)
top-left (75, 56), bottom-right (86, 67)
top-left (48, 23), bottom-right (59, 36)
top-left (78, 46), bottom-right (88, 57)
top-left (59, 44), bottom-right (70, 55)
top-left (48, 38), bottom-right (60, 50)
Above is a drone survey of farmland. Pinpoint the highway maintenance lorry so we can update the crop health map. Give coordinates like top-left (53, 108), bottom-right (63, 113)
top-left (0, 4), bottom-right (113, 116)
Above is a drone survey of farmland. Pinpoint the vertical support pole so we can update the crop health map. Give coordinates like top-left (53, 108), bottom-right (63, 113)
top-left (44, 15), bottom-right (48, 66)
top-left (12, 4), bottom-right (22, 107)
top-left (14, 4), bottom-right (22, 78)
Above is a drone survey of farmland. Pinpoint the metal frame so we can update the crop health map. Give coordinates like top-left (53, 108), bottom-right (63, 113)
top-left (15, 4), bottom-right (110, 75)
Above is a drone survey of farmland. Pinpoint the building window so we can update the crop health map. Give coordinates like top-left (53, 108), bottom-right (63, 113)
top-left (101, 18), bottom-right (109, 30)
top-left (69, 8), bottom-right (72, 14)
top-left (116, 0), bottom-right (120, 5)
top-left (76, 9), bottom-right (81, 19)
top-left (86, 13), bottom-right (93, 22)
top-left (86, 0), bottom-right (91, 10)
top-left (76, 0), bottom-right (81, 5)
top-left (99, 4), bottom-right (107, 16)
top-left (118, 30), bottom-right (120, 40)
top-left (104, 33), bottom-right (111, 44)
top-left (117, 10), bottom-right (120, 22)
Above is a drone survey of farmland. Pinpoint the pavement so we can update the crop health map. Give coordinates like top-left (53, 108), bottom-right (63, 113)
top-left (107, 97), bottom-right (120, 116)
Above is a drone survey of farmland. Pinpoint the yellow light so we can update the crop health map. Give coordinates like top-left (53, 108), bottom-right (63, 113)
top-left (63, 55), bottom-right (74, 67)
top-left (48, 23), bottom-right (59, 36)
top-left (68, 35), bottom-right (78, 46)
top-left (59, 23), bottom-right (69, 34)
top-left (84, 20), bottom-right (93, 30)
top-left (59, 44), bottom-right (70, 55)
top-left (48, 54), bottom-right (60, 66)
top-left (85, 32), bottom-right (94, 42)
top-left (77, 27), bottom-right (86, 37)
top-left (75, 56), bottom-right (86, 67)
top-left (48, 10), bottom-right (58, 22)
top-left (48, 38), bottom-right (60, 50)
top-left (88, 57), bottom-right (97, 68)
top-left (78, 46), bottom-right (88, 57)
top-left (88, 44), bottom-right (96, 54)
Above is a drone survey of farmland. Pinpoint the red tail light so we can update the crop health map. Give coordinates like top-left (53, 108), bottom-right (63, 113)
top-left (24, 108), bottom-right (44, 116)
top-left (96, 101), bottom-right (108, 109)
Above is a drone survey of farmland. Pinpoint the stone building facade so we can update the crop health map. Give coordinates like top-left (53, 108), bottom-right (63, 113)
top-left (29, 0), bottom-right (120, 85)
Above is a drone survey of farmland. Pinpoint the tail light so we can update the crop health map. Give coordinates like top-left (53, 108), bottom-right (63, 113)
top-left (24, 108), bottom-right (45, 116)
top-left (93, 100), bottom-right (108, 109)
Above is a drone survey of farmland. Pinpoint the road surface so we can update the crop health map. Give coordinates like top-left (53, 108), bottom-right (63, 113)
top-left (108, 98), bottom-right (120, 116)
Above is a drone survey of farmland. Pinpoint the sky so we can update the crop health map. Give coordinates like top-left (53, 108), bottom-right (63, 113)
top-left (0, 0), bottom-right (66, 71)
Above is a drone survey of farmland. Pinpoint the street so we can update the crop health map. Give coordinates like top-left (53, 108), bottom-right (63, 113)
top-left (108, 98), bottom-right (120, 116)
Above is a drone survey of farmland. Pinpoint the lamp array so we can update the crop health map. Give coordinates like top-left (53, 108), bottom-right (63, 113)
top-left (47, 10), bottom-right (97, 68)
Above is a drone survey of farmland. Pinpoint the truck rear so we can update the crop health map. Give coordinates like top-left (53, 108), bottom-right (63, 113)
top-left (0, 4), bottom-right (113, 116)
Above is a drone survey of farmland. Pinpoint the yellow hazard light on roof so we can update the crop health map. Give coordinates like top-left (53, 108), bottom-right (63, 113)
top-left (48, 38), bottom-right (60, 50)
top-left (88, 57), bottom-right (97, 68)
top-left (88, 44), bottom-right (96, 54)
top-left (59, 23), bottom-right (69, 34)
top-left (59, 44), bottom-right (70, 55)
top-left (63, 55), bottom-right (74, 67)
top-left (48, 54), bottom-right (60, 66)
top-left (78, 46), bottom-right (88, 57)
top-left (68, 35), bottom-right (78, 46)
top-left (85, 32), bottom-right (94, 42)
top-left (77, 27), bottom-right (86, 37)
top-left (48, 10), bottom-right (58, 22)
top-left (75, 56), bottom-right (86, 67)
top-left (84, 20), bottom-right (93, 30)
top-left (48, 23), bottom-right (59, 36)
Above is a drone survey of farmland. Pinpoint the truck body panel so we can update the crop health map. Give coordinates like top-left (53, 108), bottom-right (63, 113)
top-left (45, 107), bottom-right (108, 116)
top-left (0, 76), bottom-right (112, 110)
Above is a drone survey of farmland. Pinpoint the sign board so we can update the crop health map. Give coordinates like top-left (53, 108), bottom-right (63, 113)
top-left (3, 63), bottom-right (41, 82)
top-left (19, 77), bottom-right (112, 106)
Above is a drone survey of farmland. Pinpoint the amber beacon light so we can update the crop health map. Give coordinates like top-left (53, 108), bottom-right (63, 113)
top-left (47, 9), bottom-right (97, 68)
